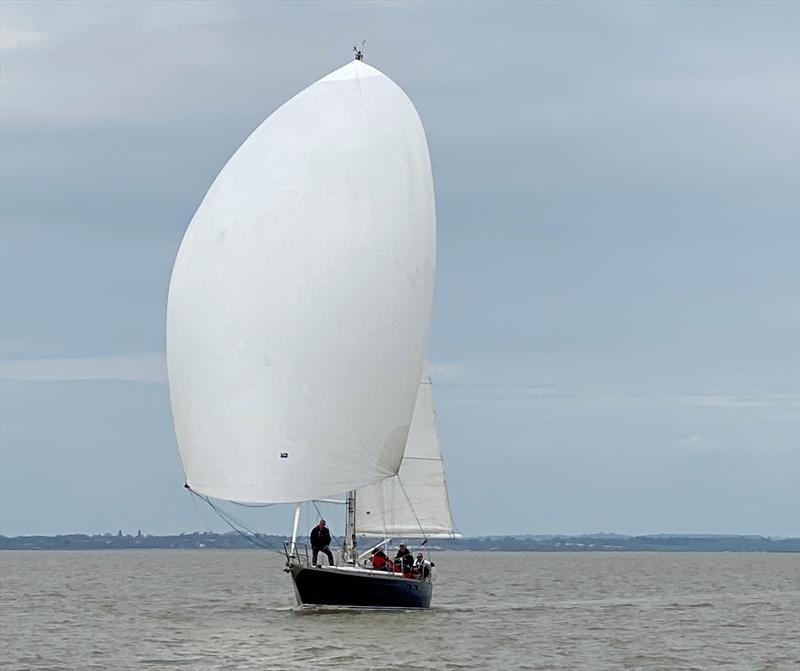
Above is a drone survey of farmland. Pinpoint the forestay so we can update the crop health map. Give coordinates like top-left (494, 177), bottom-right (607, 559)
top-left (355, 374), bottom-right (459, 538)
top-left (167, 61), bottom-right (436, 504)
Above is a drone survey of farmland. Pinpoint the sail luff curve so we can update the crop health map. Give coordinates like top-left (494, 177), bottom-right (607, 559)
top-left (167, 61), bottom-right (435, 504)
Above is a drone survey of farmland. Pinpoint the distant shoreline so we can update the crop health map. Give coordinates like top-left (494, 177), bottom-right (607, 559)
top-left (1, 533), bottom-right (797, 552)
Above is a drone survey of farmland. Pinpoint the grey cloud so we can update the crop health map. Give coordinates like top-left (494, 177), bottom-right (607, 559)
top-left (1, 0), bottom-right (797, 536)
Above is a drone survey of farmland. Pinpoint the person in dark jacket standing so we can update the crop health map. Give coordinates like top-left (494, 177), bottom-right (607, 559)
top-left (310, 519), bottom-right (334, 566)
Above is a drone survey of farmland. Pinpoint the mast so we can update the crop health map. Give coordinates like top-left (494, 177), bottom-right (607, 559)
top-left (345, 489), bottom-right (357, 564)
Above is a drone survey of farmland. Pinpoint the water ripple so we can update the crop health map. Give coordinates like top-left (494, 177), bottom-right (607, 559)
top-left (1, 550), bottom-right (798, 670)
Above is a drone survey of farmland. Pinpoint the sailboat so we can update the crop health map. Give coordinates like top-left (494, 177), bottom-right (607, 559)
top-left (290, 371), bottom-right (459, 608)
top-left (166, 53), bottom-right (456, 609)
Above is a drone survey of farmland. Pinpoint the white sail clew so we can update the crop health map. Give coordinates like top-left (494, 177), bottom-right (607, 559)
top-left (355, 373), bottom-right (460, 539)
top-left (167, 61), bottom-right (436, 504)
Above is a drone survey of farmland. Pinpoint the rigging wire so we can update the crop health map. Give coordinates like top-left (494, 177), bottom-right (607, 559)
top-left (396, 475), bottom-right (427, 541)
top-left (188, 486), bottom-right (214, 532)
top-left (311, 500), bottom-right (339, 544)
top-left (396, 475), bottom-right (432, 559)
top-left (185, 486), bottom-right (285, 556)
top-left (226, 501), bottom-right (277, 509)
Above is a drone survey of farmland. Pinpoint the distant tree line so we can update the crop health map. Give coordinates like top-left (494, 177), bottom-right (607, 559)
top-left (0, 532), bottom-right (797, 552)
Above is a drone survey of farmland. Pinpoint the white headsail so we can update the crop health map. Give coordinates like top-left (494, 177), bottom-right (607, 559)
top-left (355, 373), bottom-right (459, 538)
top-left (167, 61), bottom-right (436, 504)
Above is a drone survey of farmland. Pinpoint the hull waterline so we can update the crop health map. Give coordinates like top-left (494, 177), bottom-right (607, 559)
top-left (289, 565), bottom-right (432, 609)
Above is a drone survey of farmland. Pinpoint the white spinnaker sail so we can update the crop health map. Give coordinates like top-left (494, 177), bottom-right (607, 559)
top-left (167, 61), bottom-right (435, 504)
top-left (355, 374), bottom-right (459, 538)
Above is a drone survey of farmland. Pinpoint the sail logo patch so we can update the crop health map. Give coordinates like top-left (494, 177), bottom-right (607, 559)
top-left (280, 452), bottom-right (288, 458)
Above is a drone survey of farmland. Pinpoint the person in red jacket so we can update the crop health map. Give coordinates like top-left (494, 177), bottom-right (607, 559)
top-left (370, 547), bottom-right (389, 570)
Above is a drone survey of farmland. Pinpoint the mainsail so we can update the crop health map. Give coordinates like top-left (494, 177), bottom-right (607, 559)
top-left (355, 373), bottom-right (459, 538)
top-left (167, 60), bottom-right (436, 504)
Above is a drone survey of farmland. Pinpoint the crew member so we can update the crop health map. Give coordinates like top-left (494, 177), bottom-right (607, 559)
top-left (394, 543), bottom-right (414, 571)
top-left (310, 519), bottom-right (334, 566)
top-left (413, 552), bottom-right (433, 579)
top-left (370, 547), bottom-right (389, 571)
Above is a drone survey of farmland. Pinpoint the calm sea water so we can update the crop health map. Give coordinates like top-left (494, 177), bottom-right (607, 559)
top-left (1, 550), bottom-right (798, 670)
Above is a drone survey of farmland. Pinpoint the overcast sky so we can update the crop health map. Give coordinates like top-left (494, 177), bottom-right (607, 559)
top-left (1, 0), bottom-right (798, 538)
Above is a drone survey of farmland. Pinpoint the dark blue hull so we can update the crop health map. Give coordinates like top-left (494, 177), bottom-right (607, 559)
top-left (289, 566), bottom-right (432, 609)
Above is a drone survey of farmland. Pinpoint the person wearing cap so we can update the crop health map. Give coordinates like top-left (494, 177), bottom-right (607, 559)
top-left (394, 543), bottom-right (414, 572)
top-left (309, 519), bottom-right (334, 566)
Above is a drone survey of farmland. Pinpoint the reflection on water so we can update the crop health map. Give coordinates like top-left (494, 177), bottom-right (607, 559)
top-left (1, 550), bottom-right (798, 669)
